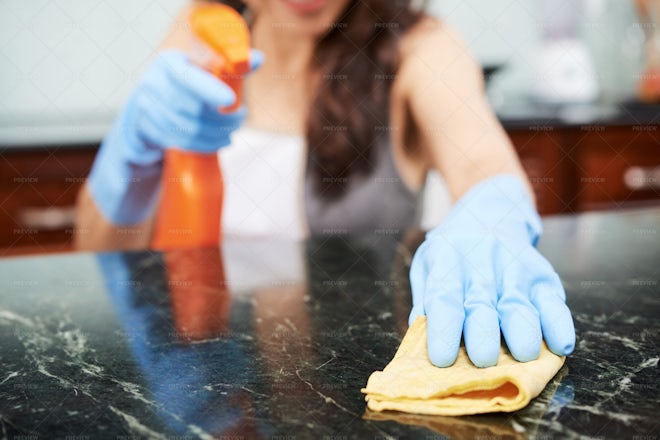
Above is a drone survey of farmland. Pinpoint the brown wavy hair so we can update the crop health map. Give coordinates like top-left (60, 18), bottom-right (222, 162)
top-left (307, 1), bottom-right (424, 198)
top-left (226, 0), bottom-right (425, 198)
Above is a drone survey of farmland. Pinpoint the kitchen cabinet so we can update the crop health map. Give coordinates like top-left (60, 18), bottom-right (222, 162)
top-left (572, 125), bottom-right (660, 211)
top-left (0, 145), bottom-right (97, 256)
top-left (1, 106), bottom-right (659, 255)
top-left (509, 123), bottom-right (660, 215)
top-left (508, 127), bottom-right (574, 215)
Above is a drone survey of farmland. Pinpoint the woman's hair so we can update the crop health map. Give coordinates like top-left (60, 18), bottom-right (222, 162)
top-left (225, 0), bottom-right (425, 198)
top-left (307, 1), bottom-right (424, 198)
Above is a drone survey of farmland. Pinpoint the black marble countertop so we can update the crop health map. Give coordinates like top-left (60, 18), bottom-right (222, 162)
top-left (1, 208), bottom-right (659, 439)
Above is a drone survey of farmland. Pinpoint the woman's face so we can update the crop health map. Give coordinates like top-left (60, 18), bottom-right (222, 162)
top-left (245, 0), bottom-right (353, 38)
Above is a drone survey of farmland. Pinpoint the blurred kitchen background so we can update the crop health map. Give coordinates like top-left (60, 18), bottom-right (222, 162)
top-left (1, 0), bottom-right (659, 255)
top-left (0, 0), bottom-right (186, 145)
top-left (0, 0), bottom-right (651, 144)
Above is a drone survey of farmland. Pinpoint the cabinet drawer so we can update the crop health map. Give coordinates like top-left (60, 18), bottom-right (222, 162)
top-left (0, 146), bottom-right (97, 255)
top-left (508, 128), bottom-right (574, 215)
top-left (572, 126), bottom-right (660, 210)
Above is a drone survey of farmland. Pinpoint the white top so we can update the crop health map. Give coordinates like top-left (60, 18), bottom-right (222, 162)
top-left (220, 126), bottom-right (309, 240)
top-left (219, 126), bottom-right (452, 240)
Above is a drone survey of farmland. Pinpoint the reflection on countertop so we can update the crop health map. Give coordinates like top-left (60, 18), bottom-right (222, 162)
top-left (0, 208), bottom-right (659, 439)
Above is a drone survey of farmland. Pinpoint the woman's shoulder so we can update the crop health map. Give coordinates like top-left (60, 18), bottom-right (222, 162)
top-left (400, 15), bottom-right (444, 48)
top-left (397, 15), bottom-right (482, 85)
top-left (399, 15), bottom-right (477, 76)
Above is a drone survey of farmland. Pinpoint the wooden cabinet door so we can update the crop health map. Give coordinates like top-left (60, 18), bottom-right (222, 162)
top-left (508, 128), bottom-right (576, 215)
top-left (0, 146), bottom-right (97, 256)
top-left (570, 125), bottom-right (660, 211)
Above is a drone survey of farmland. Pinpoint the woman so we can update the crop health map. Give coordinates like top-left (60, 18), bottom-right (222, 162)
top-left (75, 0), bottom-right (575, 368)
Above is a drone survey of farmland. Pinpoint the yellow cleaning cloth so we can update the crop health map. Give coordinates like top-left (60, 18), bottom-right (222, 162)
top-left (362, 316), bottom-right (565, 416)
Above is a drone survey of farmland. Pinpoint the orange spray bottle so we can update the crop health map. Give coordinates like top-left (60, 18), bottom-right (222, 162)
top-left (151, 4), bottom-right (251, 250)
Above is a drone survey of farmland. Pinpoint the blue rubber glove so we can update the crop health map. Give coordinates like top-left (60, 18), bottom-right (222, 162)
top-left (409, 175), bottom-right (575, 368)
top-left (88, 49), bottom-right (264, 225)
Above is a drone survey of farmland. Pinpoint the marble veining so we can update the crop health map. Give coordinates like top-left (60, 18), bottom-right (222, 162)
top-left (1, 209), bottom-right (659, 439)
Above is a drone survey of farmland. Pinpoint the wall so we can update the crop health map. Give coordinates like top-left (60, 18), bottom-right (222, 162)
top-left (429, 0), bottom-right (643, 105)
top-left (0, 0), bottom-right (644, 146)
top-left (426, 0), bottom-right (539, 99)
top-left (0, 0), bottom-right (187, 145)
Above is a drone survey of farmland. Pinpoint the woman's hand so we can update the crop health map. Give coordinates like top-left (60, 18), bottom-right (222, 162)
top-left (87, 49), bottom-right (263, 225)
top-left (409, 175), bottom-right (575, 368)
top-left (122, 50), bottom-right (263, 155)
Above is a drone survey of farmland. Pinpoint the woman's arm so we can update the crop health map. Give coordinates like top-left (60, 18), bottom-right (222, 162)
top-left (398, 18), bottom-right (533, 201)
top-left (74, 184), bottom-right (154, 251)
top-left (399, 18), bottom-right (575, 368)
top-left (74, 4), bottom-right (198, 252)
